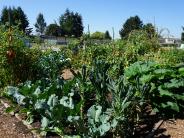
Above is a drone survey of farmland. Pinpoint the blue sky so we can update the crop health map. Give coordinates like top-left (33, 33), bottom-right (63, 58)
top-left (0, 0), bottom-right (183, 38)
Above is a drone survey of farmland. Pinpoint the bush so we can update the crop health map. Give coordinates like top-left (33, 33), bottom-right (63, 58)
top-left (91, 31), bottom-right (105, 40)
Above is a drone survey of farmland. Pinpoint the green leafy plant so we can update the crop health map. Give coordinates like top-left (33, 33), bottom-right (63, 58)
top-left (125, 61), bottom-right (184, 116)
top-left (36, 51), bottom-right (71, 80)
top-left (89, 60), bottom-right (111, 107)
top-left (87, 105), bottom-right (117, 137)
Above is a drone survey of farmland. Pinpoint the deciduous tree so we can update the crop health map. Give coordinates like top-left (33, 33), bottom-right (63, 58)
top-left (91, 31), bottom-right (105, 40)
top-left (119, 15), bottom-right (143, 39)
top-left (45, 24), bottom-right (63, 37)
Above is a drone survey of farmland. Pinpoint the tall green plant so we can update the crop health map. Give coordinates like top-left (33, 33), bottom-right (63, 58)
top-left (0, 25), bottom-right (41, 87)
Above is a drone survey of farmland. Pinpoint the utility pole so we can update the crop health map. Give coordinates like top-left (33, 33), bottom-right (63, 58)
top-left (88, 24), bottom-right (91, 46)
top-left (153, 16), bottom-right (155, 28)
top-left (112, 27), bottom-right (115, 63)
top-left (88, 24), bottom-right (90, 38)
top-left (153, 16), bottom-right (159, 38)
top-left (112, 27), bottom-right (115, 41)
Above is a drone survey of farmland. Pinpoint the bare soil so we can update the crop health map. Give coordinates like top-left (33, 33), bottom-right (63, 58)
top-left (61, 69), bottom-right (74, 80)
top-left (155, 119), bottom-right (184, 138)
top-left (0, 102), bottom-right (35, 138)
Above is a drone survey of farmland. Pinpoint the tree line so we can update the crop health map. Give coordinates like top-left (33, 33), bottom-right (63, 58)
top-left (0, 6), bottom-right (164, 40)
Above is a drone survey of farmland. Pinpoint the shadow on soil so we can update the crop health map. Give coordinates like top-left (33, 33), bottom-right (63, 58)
top-left (133, 113), bottom-right (184, 138)
top-left (134, 111), bottom-right (184, 138)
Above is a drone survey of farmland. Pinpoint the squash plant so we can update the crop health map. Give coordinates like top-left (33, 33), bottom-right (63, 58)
top-left (125, 61), bottom-right (184, 116)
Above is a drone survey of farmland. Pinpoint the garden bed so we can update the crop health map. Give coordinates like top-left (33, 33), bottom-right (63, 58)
top-left (0, 99), bottom-right (184, 138)
top-left (1, 97), bottom-right (184, 138)
top-left (1, 27), bottom-right (184, 137)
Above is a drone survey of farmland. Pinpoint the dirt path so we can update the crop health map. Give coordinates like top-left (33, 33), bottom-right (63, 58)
top-left (0, 101), bottom-right (35, 138)
top-left (155, 119), bottom-right (184, 138)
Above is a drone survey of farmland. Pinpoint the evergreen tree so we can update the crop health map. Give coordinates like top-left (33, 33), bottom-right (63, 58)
top-left (72, 12), bottom-right (83, 37)
top-left (119, 15), bottom-right (143, 39)
top-left (16, 7), bottom-right (29, 32)
top-left (181, 27), bottom-right (184, 42)
top-left (104, 30), bottom-right (112, 40)
top-left (0, 6), bottom-right (29, 32)
top-left (35, 13), bottom-right (47, 35)
top-left (0, 7), bottom-right (10, 25)
top-left (59, 9), bottom-right (83, 37)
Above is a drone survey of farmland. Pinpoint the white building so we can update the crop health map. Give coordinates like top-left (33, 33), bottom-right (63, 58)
top-left (159, 37), bottom-right (181, 46)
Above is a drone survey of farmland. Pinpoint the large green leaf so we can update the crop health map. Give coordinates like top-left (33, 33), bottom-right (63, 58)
top-left (47, 94), bottom-right (58, 110)
top-left (41, 116), bottom-right (50, 128)
top-left (174, 94), bottom-right (184, 101)
top-left (125, 61), bottom-right (156, 79)
top-left (167, 102), bottom-right (179, 112)
top-left (5, 86), bottom-right (26, 105)
top-left (139, 74), bottom-right (153, 84)
top-left (87, 105), bottom-right (117, 136)
top-left (158, 86), bottom-right (173, 97)
top-left (164, 79), bottom-right (184, 89)
top-left (178, 67), bottom-right (184, 75)
top-left (59, 92), bottom-right (74, 109)
top-left (34, 99), bottom-right (47, 109)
